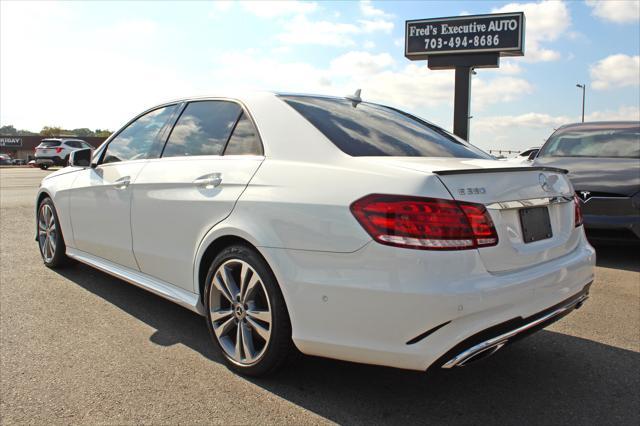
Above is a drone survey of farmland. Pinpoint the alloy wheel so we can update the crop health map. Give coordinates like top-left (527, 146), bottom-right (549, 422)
top-left (38, 204), bottom-right (57, 263)
top-left (209, 259), bottom-right (273, 365)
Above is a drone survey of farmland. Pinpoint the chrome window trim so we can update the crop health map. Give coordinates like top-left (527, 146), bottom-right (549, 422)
top-left (486, 195), bottom-right (574, 210)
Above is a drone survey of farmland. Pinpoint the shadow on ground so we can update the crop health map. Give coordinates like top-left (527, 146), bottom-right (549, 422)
top-left (55, 255), bottom-right (640, 425)
top-left (593, 243), bottom-right (640, 273)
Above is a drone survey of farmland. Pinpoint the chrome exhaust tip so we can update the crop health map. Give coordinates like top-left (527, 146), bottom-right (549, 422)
top-left (442, 340), bottom-right (508, 368)
top-left (441, 291), bottom-right (590, 369)
top-left (455, 340), bottom-right (507, 367)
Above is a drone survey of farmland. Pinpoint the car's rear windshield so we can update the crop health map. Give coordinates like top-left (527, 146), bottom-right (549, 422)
top-left (280, 95), bottom-right (491, 158)
top-left (39, 140), bottom-right (61, 147)
top-left (539, 127), bottom-right (640, 158)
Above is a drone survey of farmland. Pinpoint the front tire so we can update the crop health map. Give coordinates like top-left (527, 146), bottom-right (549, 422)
top-left (204, 244), bottom-right (292, 376)
top-left (39, 164), bottom-right (49, 170)
top-left (37, 198), bottom-right (69, 268)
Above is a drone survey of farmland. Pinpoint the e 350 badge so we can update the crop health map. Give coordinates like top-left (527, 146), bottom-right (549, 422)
top-left (458, 187), bottom-right (486, 195)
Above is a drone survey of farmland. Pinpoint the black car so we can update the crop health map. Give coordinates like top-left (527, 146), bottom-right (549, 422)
top-left (534, 121), bottom-right (640, 244)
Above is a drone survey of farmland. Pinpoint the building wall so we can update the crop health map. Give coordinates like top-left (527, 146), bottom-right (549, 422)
top-left (0, 136), bottom-right (107, 160)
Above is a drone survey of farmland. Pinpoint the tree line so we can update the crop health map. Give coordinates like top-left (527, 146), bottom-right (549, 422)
top-left (0, 125), bottom-right (112, 138)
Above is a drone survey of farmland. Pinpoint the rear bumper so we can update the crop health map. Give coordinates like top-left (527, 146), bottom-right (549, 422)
top-left (434, 284), bottom-right (590, 369)
top-left (35, 156), bottom-right (66, 166)
top-left (584, 214), bottom-right (640, 242)
top-left (260, 232), bottom-right (596, 371)
top-left (580, 195), bottom-right (640, 241)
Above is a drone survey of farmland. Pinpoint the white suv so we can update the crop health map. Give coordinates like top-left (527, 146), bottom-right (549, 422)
top-left (35, 138), bottom-right (93, 169)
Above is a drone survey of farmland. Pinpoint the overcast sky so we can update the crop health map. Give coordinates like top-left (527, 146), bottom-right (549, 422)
top-left (1, 0), bottom-right (639, 152)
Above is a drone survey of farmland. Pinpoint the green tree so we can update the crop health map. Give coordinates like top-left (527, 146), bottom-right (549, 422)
top-left (0, 125), bottom-right (17, 135)
top-left (18, 129), bottom-right (38, 136)
top-left (40, 126), bottom-right (63, 137)
top-left (70, 128), bottom-right (95, 137)
top-left (94, 129), bottom-right (113, 137)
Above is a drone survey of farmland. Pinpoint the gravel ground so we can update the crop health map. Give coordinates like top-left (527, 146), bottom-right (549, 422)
top-left (1, 168), bottom-right (639, 425)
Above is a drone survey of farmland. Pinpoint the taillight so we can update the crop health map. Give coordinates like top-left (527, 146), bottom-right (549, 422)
top-left (55, 147), bottom-right (63, 153)
top-left (350, 194), bottom-right (498, 250)
top-left (574, 195), bottom-right (583, 227)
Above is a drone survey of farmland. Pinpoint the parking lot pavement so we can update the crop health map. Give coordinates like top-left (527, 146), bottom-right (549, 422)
top-left (1, 168), bottom-right (639, 425)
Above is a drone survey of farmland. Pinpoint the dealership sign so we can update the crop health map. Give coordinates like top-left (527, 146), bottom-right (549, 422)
top-left (405, 12), bottom-right (525, 60)
top-left (0, 137), bottom-right (22, 147)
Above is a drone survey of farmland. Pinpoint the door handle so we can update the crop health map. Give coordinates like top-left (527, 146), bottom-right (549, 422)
top-left (114, 176), bottom-right (131, 190)
top-left (193, 173), bottom-right (222, 189)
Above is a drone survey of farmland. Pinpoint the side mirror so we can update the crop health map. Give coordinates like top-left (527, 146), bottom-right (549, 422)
top-left (69, 148), bottom-right (93, 167)
top-left (527, 149), bottom-right (539, 161)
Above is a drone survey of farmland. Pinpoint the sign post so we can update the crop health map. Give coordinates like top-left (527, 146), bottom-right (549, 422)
top-left (405, 12), bottom-right (525, 140)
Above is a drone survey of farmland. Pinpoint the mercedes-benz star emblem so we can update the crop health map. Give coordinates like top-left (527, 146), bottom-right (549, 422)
top-left (539, 173), bottom-right (551, 192)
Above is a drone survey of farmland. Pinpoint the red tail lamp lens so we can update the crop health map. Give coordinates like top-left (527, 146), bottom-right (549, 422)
top-left (574, 195), bottom-right (583, 227)
top-left (350, 194), bottom-right (498, 250)
top-left (55, 147), bottom-right (63, 153)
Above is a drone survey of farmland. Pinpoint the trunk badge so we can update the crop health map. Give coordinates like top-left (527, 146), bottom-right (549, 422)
top-left (539, 173), bottom-right (559, 193)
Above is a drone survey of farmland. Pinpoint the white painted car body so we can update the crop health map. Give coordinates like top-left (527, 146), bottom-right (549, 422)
top-left (36, 92), bottom-right (595, 371)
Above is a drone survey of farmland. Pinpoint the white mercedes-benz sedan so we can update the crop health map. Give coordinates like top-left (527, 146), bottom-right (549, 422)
top-left (35, 92), bottom-right (595, 376)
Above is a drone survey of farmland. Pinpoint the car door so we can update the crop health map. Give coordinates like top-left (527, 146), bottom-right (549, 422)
top-left (131, 100), bottom-right (264, 290)
top-left (69, 104), bottom-right (179, 269)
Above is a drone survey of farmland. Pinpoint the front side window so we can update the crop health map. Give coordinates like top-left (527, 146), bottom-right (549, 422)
top-left (539, 127), bottom-right (640, 158)
top-left (102, 105), bottom-right (177, 164)
top-left (280, 95), bottom-right (491, 158)
top-left (162, 101), bottom-right (242, 157)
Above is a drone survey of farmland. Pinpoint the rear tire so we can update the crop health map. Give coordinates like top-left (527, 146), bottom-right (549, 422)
top-left (204, 244), bottom-right (292, 376)
top-left (37, 198), bottom-right (69, 268)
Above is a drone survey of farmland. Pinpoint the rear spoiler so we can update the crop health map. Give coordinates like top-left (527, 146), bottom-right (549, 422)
top-left (433, 166), bottom-right (569, 176)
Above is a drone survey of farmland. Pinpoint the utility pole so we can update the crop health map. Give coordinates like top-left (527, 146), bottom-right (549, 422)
top-left (576, 83), bottom-right (586, 123)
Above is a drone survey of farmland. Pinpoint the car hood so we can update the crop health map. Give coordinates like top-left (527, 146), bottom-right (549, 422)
top-left (534, 156), bottom-right (640, 196)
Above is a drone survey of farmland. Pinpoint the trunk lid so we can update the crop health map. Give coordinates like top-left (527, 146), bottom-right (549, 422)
top-left (361, 157), bottom-right (580, 273)
top-left (36, 141), bottom-right (61, 157)
top-left (36, 147), bottom-right (55, 156)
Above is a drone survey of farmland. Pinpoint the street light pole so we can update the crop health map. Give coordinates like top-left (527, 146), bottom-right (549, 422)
top-left (576, 83), bottom-right (586, 123)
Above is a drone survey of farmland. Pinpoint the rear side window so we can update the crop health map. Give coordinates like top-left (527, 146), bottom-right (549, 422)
top-left (103, 105), bottom-right (177, 164)
top-left (40, 140), bottom-right (61, 147)
top-left (65, 141), bottom-right (81, 148)
top-left (162, 101), bottom-right (242, 157)
top-left (224, 112), bottom-right (263, 155)
top-left (281, 96), bottom-right (490, 158)
top-left (539, 127), bottom-right (640, 158)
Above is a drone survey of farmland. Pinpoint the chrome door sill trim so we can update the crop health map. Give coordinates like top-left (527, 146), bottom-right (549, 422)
top-left (66, 248), bottom-right (205, 315)
top-left (441, 292), bottom-right (589, 368)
